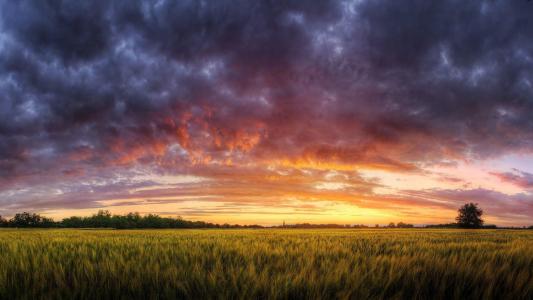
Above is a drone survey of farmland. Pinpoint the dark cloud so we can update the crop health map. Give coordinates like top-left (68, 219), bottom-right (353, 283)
top-left (1, 1), bottom-right (112, 62)
top-left (1, 0), bottom-right (533, 222)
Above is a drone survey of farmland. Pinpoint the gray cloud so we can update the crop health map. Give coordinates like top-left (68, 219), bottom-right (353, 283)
top-left (1, 0), bottom-right (533, 222)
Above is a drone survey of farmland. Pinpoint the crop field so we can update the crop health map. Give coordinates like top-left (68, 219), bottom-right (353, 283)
top-left (0, 229), bottom-right (532, 299)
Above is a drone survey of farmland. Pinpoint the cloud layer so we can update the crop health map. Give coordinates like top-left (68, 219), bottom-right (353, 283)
top-left (1, 0), bottom-right (533, 224)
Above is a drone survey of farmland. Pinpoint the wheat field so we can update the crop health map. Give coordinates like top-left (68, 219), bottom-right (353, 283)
top-left (0, 229), bottom-right (532, 299)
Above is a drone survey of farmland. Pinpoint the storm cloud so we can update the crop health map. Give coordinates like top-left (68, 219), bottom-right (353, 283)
top-left (1, 0), bottom-right (533, 224)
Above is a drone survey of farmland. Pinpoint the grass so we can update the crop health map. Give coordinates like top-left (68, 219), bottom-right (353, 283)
top-left (0, 229), bottom-right (532, 299)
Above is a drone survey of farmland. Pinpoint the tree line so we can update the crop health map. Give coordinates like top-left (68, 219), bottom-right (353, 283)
top-left (274, 223), bottom-right (372, 229)
top-left (0, 203), bottom-right (531, 229)
top-left (0, 210), bottom-right (262, 229)
top-left (0, 212), bottom-right (422, 229)
top-left (273, 222), bottom-right (415, 229)
top-left (0, 211), bottom-right (420, 229)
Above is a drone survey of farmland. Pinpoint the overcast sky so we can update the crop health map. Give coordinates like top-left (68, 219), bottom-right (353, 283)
top-left (1, 0), bottom-right (533, 225)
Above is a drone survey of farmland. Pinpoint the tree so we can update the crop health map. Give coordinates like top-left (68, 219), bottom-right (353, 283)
top-left (62, 216), bottom-right (85, 228)
top-left (0, 215), bottom-right (7, 227)
top-left (397, 222), bottom-right (414, 228)
top-left (40, 216), bottom-right (56, 227)
top-left (456, 203), bottom-right (484, 228)
top-left (388, 222), bottom-right (396, 228)
top-left (92, 210), bottom-right (112, 227)
top-left (9, 212), bottom-right (55, 228)
top-left (10, 212), bottom-right (41, 227)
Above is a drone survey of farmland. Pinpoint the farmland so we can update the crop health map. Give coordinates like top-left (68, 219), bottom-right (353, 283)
top-left (0, 229), bottom-right (532, 299)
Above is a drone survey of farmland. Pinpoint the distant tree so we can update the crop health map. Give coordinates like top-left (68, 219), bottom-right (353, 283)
top-left (425, 223), bottom-right (459, 228)
top-left (388, 222), bottom-right (396, 228)
top-left (0, 215), bottom-right (7, 227)
top-left (5, 210), bottom-right (261, 229)
top-left (456, 203), bottom-right (484, 228)
top-left (61, 216), bottom-right (85, 228)
top-left (92, 210), bottom-right (113, 227)
top-left (10, 212), bottom-right (41, 227)
top-left (396, 222), bottom-right (414, 228)
top-left (9, 212), bottom-right (55, 228)
top-left (40, 216), bottom-right (56, 227)
top-left (375, 224), bottom-right (379, 228)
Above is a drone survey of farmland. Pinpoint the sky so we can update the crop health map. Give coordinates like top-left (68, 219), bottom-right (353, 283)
top-left (1, 0), bottom-right (533, 226)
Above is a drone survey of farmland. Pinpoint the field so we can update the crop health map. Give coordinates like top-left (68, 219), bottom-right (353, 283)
top-left (0, 229), bottom-right (532, 299)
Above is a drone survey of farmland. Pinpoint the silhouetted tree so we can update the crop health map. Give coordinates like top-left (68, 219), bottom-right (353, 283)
top-left (92, 210), bottom-right (113, 227)
top-left (40, 216), bottom-right (56, 227)
top-left (456, 203), bottom-right (484, 228)
top-left (3, 210), bottom-right (262, 229)
top-left (425, 223), bottom-right (458, 228)
top-left (61, 216), bottom-right (85, 228)
top-left (0, 215), bottom-right (7, 227)
top-left (9, 212), bottom-right (55, 228)
top-left (388, 222), bottom-right (396, 228)
top-left (10, 212), bottom-right (40, 227)
top-left (352, 224), bottom-right (369, 228)
top-left (397, 222), bottom-right (414, 228)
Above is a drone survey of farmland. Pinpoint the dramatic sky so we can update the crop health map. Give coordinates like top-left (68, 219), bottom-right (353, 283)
top-left (1, 0), bottom-right (533, 226)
